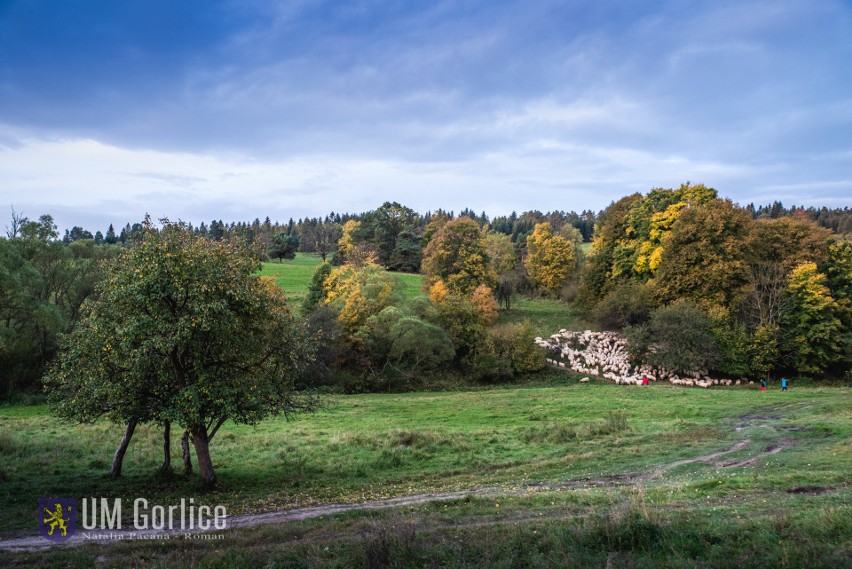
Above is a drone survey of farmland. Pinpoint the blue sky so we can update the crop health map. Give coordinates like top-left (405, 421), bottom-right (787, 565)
top-left (1, 0), bottom-right (850, 231)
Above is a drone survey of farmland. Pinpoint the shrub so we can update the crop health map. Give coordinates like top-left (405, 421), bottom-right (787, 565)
top-left (300, 305), bottom-right (345, 388)
top-left (303, 262), bottom-right (333, 312)
top-left (435, 294), bottom-right (486, 363)
top-left (590, 281), bottom-right (659, 330)
top-left (626, 300), bottom-right (719, 374)
top-left (356, 307), bottom-right (455, 381)
top-left (473, 321), bottom-right (545, 381)
top-left (406, 296), bottom-right (440, 323)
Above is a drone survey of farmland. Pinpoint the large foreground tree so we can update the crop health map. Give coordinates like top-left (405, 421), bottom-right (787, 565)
top-left (47, 221), bottom-right (317, 486)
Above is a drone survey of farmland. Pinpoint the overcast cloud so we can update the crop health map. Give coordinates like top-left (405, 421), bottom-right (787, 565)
top-left (1, 0), bottom-right (850, 231)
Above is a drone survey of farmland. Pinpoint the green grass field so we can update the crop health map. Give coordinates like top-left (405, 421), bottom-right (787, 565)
top-left (258, 254), bottom-right (585, 335)
top-left (259, 254), bottom-right (426, 305)
top-left (1, 384), bottom-right (850, 567)
top-left (497, 296), bottom-right (591, 338)
top-left (391, 271), bottom-right (426, 299)
top-left (258, 254), bottom-right (326, 305)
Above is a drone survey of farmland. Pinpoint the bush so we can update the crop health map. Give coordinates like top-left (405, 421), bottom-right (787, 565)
top-left (406, 296), bottom-right (440, 323)
top-left (626, 300), bottom-right (719, 374)
top-left (435, 294), bottom-right (486, 363)
top-left (473, 321), bottom-right (545, 381)
top-left (356, 307), bottom-right (455, 383)
top-left (387, 317), bottom-right (455, 373)
top-left (302, 262), bottom-right (333, 312)
top-left (299, 305), bottom-right (345, 388)
top-left (590, 281), bottom-right (659, 330)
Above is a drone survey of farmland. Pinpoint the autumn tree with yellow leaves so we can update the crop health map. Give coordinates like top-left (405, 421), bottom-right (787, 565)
top-left (322, 263), bottom-right (399, 335)
top-left (524, 222), bottom-right (575, 296)
top-left (421, 217), bottom-right (496, 294)
top-left (337, 220), bottom-right (378, 267)
top-left (781, 262), bottom-right (844, 374)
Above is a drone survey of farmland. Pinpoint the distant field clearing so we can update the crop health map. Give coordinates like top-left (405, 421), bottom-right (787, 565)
top-left (259, 254), bottom-right (425, 305)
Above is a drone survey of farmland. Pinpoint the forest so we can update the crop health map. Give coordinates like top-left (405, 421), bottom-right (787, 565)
top-left (1, 183), bottom-right (850, 401)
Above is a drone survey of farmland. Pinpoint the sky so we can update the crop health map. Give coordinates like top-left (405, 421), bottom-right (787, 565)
top-left (1, 0), bottom-right (851, 232)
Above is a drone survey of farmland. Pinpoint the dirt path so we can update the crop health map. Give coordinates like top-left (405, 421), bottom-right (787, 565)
top-left (0, 415), bottom-right (798, 552)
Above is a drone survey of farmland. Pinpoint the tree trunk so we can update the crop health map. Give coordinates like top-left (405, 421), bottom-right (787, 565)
top-left (110, 420), bottom-right (137, 478)
top-left (181, 430), bottom-right (193, 476)
top-left (190, 426), bottom-right (216, 487)
top-left (161, 421), bottom-right (171, 472)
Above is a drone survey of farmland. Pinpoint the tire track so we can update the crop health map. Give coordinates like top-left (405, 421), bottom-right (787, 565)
top-left (0, 416), bottom-right (798, 552)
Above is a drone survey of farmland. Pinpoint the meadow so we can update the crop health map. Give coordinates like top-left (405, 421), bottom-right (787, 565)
top-left (259, 253), bottom-right (590, 337)
top-left (1, 383), bottom-right (850, 567)
top-left (259, 254), bottom-right (426, 305)
top-left (258, 254), bottom-right (327, 305)
top-left (1, 256), bottom-right (849, 567)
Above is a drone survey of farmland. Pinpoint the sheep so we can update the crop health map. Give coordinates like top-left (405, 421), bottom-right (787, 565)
top-left (537, 328), bottom-right (738, 389)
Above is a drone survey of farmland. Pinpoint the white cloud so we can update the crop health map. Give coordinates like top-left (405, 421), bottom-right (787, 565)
top-left (2, 1), bottom-right (851, 229)
top-left (1, 126), bottom-right (849, 233)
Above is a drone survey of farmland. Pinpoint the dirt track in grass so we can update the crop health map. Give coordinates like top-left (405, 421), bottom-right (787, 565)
top-left (0, 417), bottom-right (798, 552)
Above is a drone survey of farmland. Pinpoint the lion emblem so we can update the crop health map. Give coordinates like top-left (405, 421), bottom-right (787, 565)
top-left (43, 503), bottom-right (71, 536)
top-left (38, 498), bottom-right (76, 542)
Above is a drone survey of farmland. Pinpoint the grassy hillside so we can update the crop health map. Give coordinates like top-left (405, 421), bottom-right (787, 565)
top-left (260, 253), bottom-right (582, 334)
top-left (1, 384), bottom-right (850, 566)
top-left (258, 254), bottom-right (325, 305)
top-left (392, 271), bottom-right (426, 299)
top-left (497, 296), bottom-right (589, 338)
top-left (259, 255), bottom-right (426, 305)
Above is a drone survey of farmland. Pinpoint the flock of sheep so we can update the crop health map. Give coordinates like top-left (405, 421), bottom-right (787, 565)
top-left (536, 330), bottom-right (741, 388)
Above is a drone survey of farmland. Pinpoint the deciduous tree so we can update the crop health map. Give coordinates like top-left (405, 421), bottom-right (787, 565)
top-left (47, 222), bottom-right (317, 486)
top-left (626, 300), bottom-right (719, 374)
top-left (323, 263), bottom-right (399, 335)
top-left (524, 222), bottom-right (575, 296)
top-left (654, 199), bottom-right (751, 308)
top-left (301, 222), bottom-right (341, 262)
top-left (578, 193), bottom-right (642, 303)
top-left (484, 231), bottom-right (517, 276)
top-left (1, 216), bottom-right (115, 396)
top-left (781, 262), bottom-right (844, 375)
top-left (421, 217), bottom-right (496, 294)
top-left (471, 284), bottom-right (499, 326)
top-left (359, 202), bottom-right (420, 269)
